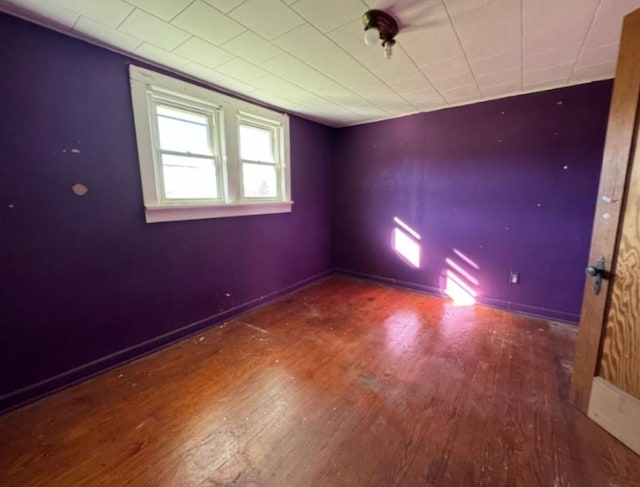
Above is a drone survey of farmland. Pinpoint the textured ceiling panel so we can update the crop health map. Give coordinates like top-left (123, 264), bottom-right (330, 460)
top-left (49, 0), bottom-right (132, 28)
top-left (0, 0), bottom-right (637, 127)
top-left (173, 36), bottom-right (235, 69)
top-left (229, 0), bottom-right (304, 39)
top-left (124, 0), bottom-right (192, 21)
top-left (72, 15), bottom-right (142, 51)
top-left (292, 0), bottom-right (366, 33)
top-left (171, 1), bottom-right (245, 45)
top-left (220, 30), bottom-right (283, 63)
top-left (120, 8), bottom-right (190, 50)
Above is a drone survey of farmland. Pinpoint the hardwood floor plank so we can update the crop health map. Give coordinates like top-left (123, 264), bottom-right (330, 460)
top-left (0, 276), bottom-right (638, 486)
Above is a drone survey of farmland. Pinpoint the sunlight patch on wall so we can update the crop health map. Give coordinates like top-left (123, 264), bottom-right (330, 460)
top-left (392, 217), bottom-right (421, 268)
top-left (444, 270), bottom-right (476, 306)
top-left (442, 249), bottom-right (479, 306)
top-left (453, 248), bottom-right (480, 270)
top-left (446, 258), bottom-right (479, 287)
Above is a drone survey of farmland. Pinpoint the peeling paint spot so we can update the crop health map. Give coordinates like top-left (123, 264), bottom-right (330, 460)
top-left (70, 148), bottom-right (81, 154)
top-left (8, 204), bottom-right (14, 209)
top-left (199, 336), bottom-right (205, 342)
top-left (536, 203), bottom-right (542, 208)
top-left (556, 101), bottom-right (563, 105)
top-left (225, 292), bottom-right (231, 297)
top-left (603, 213), bottom-right (611, 220)
top-left (563, 165), bottom-right (569, 170)
top-left (72, 184), bottom-right (88, 196)
top-left (602, 196), bottom-right (612, 203)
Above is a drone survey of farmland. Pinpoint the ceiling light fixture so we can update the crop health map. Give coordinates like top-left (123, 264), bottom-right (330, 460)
top-left (362, 9), bottom-right (399, 60)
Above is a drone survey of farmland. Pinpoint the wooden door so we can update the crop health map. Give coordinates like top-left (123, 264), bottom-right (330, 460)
top-left (570, 8), bottom-right (640, 455)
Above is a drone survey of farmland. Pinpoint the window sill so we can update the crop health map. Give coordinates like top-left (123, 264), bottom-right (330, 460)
top-left (145, 201), bottom-right (293, 223)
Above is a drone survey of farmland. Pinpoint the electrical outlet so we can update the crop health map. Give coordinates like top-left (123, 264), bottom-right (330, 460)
top-left (510, 271), bottom-right (519, 284)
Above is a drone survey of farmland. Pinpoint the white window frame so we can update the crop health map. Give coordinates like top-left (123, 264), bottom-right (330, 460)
top-left (129, 65), bottom-right (292, 223)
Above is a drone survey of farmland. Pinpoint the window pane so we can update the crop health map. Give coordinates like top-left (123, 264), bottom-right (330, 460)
top-left (161, 154), bottom-right (218, 199)
top-left (239, 124), bottom-right (274, 162)
top-left (157, 105), bottom-right (212, 155)
top-left (242, 162), bottom-right (277, 198)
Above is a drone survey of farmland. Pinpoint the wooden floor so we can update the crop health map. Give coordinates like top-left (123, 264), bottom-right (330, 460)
top-left (1, 276), bottom-right (639, 486)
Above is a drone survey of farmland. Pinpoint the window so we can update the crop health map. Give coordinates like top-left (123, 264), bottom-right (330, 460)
top-left (129, 66), bottom-right (291, 223)
top-left (154, 101), bottom-right (222, 201)
top-left (239, 117), bottom-right (280, 199)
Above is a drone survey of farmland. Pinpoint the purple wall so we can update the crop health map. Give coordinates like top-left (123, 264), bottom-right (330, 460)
top-left (333, 81), bottom-right (612, 323)
top-left (0, 14), bottom-right (333, 412)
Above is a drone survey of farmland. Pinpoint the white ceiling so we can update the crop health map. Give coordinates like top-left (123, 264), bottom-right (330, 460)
top-left (1, 0), bottom-right (638, 127)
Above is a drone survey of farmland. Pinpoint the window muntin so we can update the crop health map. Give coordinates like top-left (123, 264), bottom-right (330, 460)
top-left (129, 65), bottom-right (291, 223)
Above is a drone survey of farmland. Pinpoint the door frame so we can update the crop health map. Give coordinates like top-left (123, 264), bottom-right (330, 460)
top-left (570, 8), bottom-right (640, 413)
